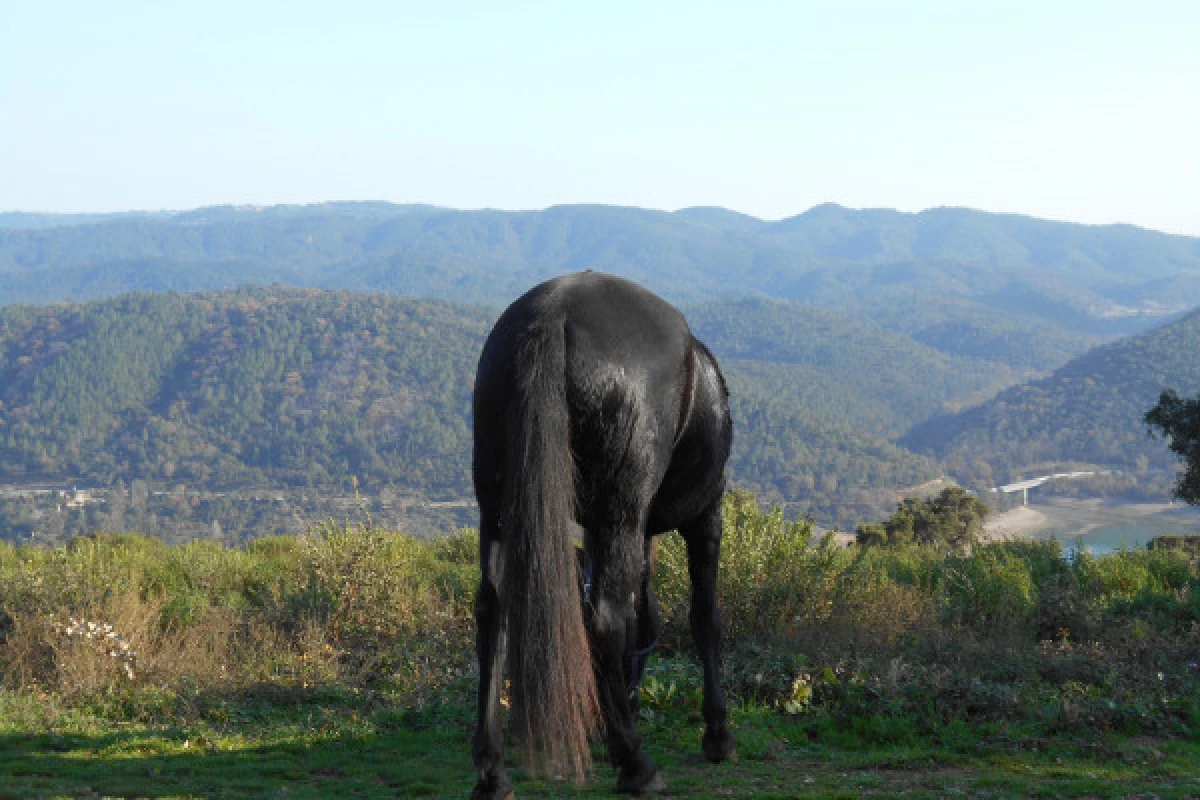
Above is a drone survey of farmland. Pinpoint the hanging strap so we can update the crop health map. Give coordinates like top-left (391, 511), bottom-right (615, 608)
top-left (580, 551), bottom-right (659, 700)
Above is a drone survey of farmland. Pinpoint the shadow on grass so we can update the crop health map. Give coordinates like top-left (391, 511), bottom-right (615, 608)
top-left (0, 726), bottom-right (477, 799)
top-left (4, 704), bottom-right (1200, 799)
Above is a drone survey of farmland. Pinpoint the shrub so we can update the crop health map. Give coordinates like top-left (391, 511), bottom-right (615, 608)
top-left (1148, 534), bottom-right (1200, 562)
top-left (1, 489), bottom-right (1197, 739)
top-left (857, 487), bottom-right (991, 552)
top-left (656, 488), bottom-right (840, 643)
top-left (0, 523), bottom-right (476, 700)
top-left (940, 545), bottom-right (1038, 632)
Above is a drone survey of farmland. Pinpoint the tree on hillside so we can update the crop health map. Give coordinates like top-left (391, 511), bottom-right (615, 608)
top-left (1146, 389), bottom-right (1200, 504)
top-left (855, 486), bottom-right (991, 552)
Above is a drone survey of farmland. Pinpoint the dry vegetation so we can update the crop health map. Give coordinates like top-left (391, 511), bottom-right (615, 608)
top-left (1, 490), bottom-right (1198, 751)
top-left (0, 521), bottom-right (475, 708)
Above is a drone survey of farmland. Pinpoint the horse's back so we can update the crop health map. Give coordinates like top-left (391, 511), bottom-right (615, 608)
top-left (557, 272), bottom-right (691, 405)
top-left (476, 273), bottom-right (697, 514)
top-left (478, 271), bottom-right (690, 413)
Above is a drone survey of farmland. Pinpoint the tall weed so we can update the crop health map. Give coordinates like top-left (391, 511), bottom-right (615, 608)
top-left (0, 524), bottom-right (474, 701)
top-left (1, 494), bottom-right (1197, 736)
top-left (940, 544), bottom-right (1039, 632)
top-left (656, 489), bottom-right (841, 642)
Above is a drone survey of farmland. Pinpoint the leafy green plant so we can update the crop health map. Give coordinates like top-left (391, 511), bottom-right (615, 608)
top-left (0, 489), bottom-right (1197, 753)
top-left (781, 674), bottom-right (812, 715)
top-left (940, 544), bottom-right (1038, 631)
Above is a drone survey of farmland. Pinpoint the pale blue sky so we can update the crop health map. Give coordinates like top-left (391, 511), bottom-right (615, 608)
top-left (3, 1), bottom-right (1198, 234)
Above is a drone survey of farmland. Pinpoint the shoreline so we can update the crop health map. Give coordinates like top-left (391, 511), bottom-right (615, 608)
top-left (981, 506), bottom-right (1050, 542)
top-left (982, 497), bottom-right (1200, 550)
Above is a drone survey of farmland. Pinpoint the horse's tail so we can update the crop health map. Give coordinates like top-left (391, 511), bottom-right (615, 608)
top-left (503, 318), bottom-right (598, 780)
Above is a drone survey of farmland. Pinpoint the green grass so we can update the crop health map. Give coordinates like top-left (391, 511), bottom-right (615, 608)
top-left (2, 689), bottom-right (1198, 799)
top-left (2, 493), bottom-right (1200, 797)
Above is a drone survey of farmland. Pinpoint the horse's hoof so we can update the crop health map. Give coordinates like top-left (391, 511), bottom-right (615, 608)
top-left (617, 754), bottom-right (666, 795)
top-left (617, 769), bottom-right (665, 795)
top-left (471, 775), bottom-right (515, 800)
top-left (702, 726), bottom-right (737, 763)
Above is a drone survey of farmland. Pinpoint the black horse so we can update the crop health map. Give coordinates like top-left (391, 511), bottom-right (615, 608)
top-left (471, 271), bottom-right (735, 798)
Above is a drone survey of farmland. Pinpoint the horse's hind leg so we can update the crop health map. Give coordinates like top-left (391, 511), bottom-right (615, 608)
top-left (587, 528), bottom-right (665, 794)
top-left (680, 500), bottom-right (736, 763)
top-left (472, 518), bottom-right (513, 800)
top-left (626, 536), bottom-right (661, 705)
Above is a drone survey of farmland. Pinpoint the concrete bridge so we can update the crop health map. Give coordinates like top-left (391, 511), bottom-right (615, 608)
top-left (989, 471), bottom-right (1108, 504)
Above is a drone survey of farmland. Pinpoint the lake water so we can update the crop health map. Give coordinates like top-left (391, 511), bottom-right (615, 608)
top-left (1043, 519), bottom-right (1200, 555)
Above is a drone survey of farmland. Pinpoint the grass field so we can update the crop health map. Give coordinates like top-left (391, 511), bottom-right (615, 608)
top-left (2, 492), bottom-right (1198, 798)
top-left (3, 685), bottom-right (1198, 799)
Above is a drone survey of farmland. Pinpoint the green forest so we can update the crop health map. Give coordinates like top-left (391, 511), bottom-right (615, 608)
top-left (904, 306), bottom-right (1200, 490)
top-left (2, 278), bottom-right (1199, 544)
top-left (0, 287), bottom-right (994, 541)
top-left (0, 290), bottom-right (486, 493)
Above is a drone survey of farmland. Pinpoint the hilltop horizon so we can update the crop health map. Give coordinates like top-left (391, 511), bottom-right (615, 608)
top-left (3, 200), bottom-right (1197, 240)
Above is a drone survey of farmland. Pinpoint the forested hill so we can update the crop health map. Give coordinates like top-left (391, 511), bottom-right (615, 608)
top-left (0, 287), bottom-right (1006, 530)
top-left (902, 307), bottom-right (1200, 488)
top-left (0, 289), bottom-right (490, 494)
top-left (686, 298), bottom-right (1015, 435)
top-left (2, 203), bottom-right (1197, 348)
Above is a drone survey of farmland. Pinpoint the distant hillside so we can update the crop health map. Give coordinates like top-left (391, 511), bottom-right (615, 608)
top-left (2, 202), bottom-right (1196, 366)
top-left (903, 307), bottom-right (1200, 489)
top-left (0, 289), bottom-right (489, 495)
top-left (687, 298), bottom-right (1018, 435)
top-left (856, 293), bottom-right (1107, 373)
top-left (0, 286), bottom-right (1008, 535)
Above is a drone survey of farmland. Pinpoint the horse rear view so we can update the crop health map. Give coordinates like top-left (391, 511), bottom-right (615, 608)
top-left (471, 271), bottom-right (735, 798)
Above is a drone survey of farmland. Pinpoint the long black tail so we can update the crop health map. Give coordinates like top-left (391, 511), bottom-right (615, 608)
top-left (503, 318), bottom-right (598, 780)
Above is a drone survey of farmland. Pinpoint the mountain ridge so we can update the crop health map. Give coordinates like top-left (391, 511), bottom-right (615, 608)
top-left (2, 203), bottom-right (1196, 338)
